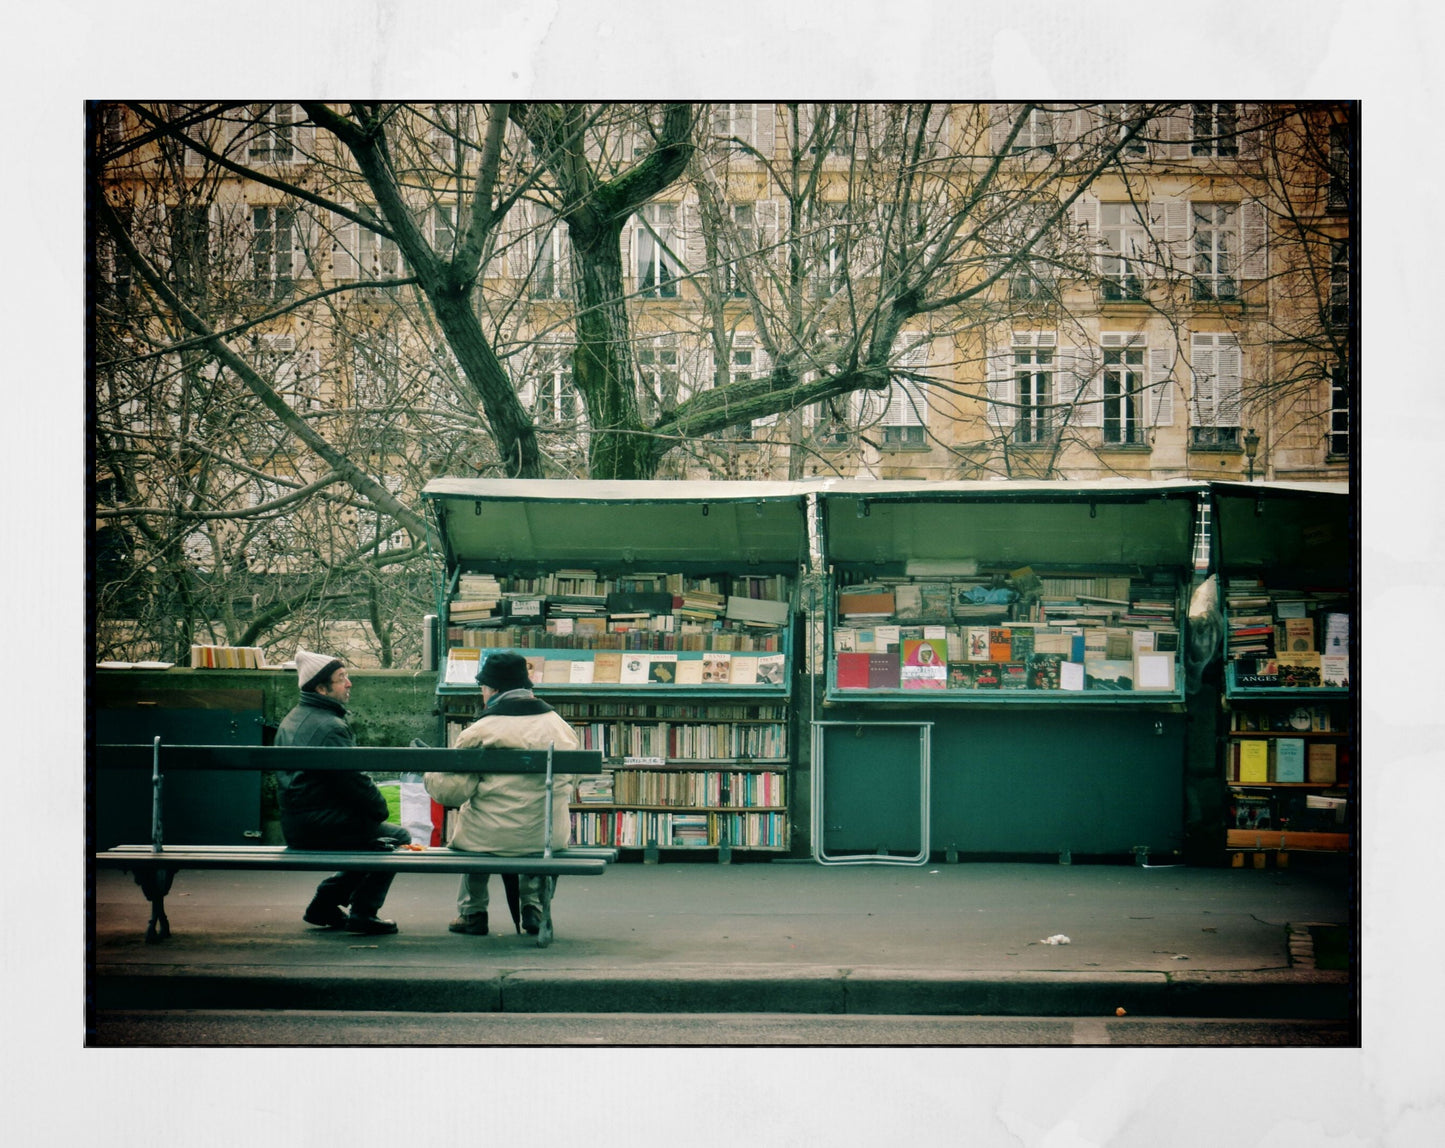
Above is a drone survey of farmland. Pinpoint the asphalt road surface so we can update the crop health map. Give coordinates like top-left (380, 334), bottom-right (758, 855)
top-left (90, 1009), bottom-right (1355, 1047)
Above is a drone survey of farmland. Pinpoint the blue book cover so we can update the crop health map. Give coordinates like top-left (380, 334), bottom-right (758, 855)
top-left (1275, 738), bottom-right (1306, 783)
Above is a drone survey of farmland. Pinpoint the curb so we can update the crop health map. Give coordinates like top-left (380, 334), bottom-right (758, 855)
top-left (93, 965), bottom-right (1352, 1020)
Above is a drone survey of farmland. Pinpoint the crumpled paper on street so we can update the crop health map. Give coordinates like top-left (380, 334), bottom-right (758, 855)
top-left (1040, 934), bottom-right (1071, 945)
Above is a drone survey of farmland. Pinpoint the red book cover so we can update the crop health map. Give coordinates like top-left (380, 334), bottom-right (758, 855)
top-left (988, 627), bottom-right (1013, 662)
top-left (836, 652), bottom-right (871, 688)
top-left (868, 652), bottom-right (901, 689)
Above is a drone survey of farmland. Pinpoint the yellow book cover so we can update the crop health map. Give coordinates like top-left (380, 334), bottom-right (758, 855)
top-left (1238, 740), bottom-right (1269, 783)
top-left (592, 651), bottom-right (623, 684)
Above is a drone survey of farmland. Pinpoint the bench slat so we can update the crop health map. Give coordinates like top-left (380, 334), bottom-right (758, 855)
top-left (96, 847), bottom-right (607, 877)
top-left (94, 744), bottom-right (605, 774)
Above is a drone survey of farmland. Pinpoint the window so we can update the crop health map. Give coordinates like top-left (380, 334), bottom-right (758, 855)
top-left (361, 476), bottom-right (410, 555)
top-left (635, 204), bottom-right (680, 298)
top-left (428, 204), bottom-right (456, 256)
top-left (713, 103), bottom-right (769, 151)
top-left (170, 205), bottom-right (210, 293)
top-left (530, 207), bottom-right (571, 300)
top-left (810, 205), bottom-right (848, 299)
top-left (880, 336), bottom-right (929, 448)
top-left (1100, 103), bottom-right (1147, 155)
top-left (1192, 204), bottom-right (1238, 301)
top-left (252, 206), bottom-right (295, 298)
top-left (806, 105), bottom-right (852, 156)
top-left (636, 336), bottom-right (680, 419)
top-left (1328, 124), bottom-right (1351, 213)
top-left (1329, 241), bottom-right (1349, 328)
top-left (724, 203), bottom-right (755, 297)
top-left (332, 206), bottom-right (402, 280)
top-left (1191, 102), bottom-right (1238, 157)
top-left (1102, 345), bottom-right (1144, 444)
top-left (530, 345), bottom-right (580, 425)
top-left (1099, 202), bottom-right (1148, 300)
top-left (1329, 360), bottom-right (1350, 458)
top-left (1189, 332), bottom-right (1243, 448)
top-left (1011, 107), bottom-right (1056, 154)
top-left (249, 104), bottom-right (295, 163)
top-left (255, 334), bottom-right (321, 410)
top-left (1014, 341), bottom-right (1053, 443)
top-left (430, 103), bottom-right (466, 166)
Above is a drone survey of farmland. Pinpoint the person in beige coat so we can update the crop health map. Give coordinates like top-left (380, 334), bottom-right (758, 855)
top-left (424, 651), bottom-right (580, 936)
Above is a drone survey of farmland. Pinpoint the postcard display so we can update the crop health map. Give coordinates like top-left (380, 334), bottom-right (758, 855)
top-left (421, 479), bottom-right (810, 857)
top-left (1214, 482), bottom-right (1353, 859)
top-left (816, 482), bottom-right (1204, 858)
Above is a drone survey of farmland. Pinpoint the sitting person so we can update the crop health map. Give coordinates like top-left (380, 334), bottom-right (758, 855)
top-left (424, 651), bottom-right (580, 936)
top-left (276, 647), bottom-right (411, 935)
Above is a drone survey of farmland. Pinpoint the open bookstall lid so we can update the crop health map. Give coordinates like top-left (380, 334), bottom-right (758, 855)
top-left (421, 478), bottom-right (812, 570)
top-left (815, 479), bottom-right (1208, 569)
top-left (1212, 481), bottom-right (1352, 586)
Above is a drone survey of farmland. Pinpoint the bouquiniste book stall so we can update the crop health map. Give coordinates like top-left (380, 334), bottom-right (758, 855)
top-left (1211, 482), bottom-right (1354, 862)
top-left (421, 479), bottom-right (810, 858)
top-left (812, 479), bottom-right (1207, 862)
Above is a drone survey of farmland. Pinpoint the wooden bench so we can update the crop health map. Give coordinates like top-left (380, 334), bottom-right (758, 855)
top-left (94, 740), bottom-right (613, 947)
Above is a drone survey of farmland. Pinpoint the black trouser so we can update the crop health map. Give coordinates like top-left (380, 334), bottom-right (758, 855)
top-left (285, 820), bottom-right (412, 917)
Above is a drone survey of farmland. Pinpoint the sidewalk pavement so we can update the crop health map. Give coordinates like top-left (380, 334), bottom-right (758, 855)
top-left (91, 857), bottom-right (1354, 1021)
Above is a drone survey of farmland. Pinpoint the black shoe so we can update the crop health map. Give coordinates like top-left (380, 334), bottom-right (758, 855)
top-left (303, 901), bottom-right (347, 929)
top-left (521, 905), bottom-right (543, 936)
top-left (344, 914), bottom-right (399, 935)
top-left (448, 912), bottom-right (489, 936)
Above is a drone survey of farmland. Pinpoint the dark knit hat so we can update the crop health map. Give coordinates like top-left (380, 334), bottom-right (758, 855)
top-left (477, 650), bottom-right (532, 692)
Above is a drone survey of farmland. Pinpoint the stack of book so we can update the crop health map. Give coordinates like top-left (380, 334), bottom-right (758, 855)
top-left (190, 644), bottom-right (267, 669)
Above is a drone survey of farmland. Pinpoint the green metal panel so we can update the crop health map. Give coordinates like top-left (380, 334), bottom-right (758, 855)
top-left (422, 479), bottom-right (811, 572)
top-left (926, 708), bottom-right (1186, 855)
top-left (1212, 481), bottom-right (1352, 585)
top-left (814, 723), bottom-right (929, 860)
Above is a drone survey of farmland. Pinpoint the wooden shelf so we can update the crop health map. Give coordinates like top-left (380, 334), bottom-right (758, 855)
top-left (1229, 731), bottom-right (1346, 739)
top-left (1227, 828), bottom-right (1349, 852)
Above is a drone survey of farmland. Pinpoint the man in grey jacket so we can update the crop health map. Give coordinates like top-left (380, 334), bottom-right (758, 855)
top-left (276, 648), bottom-right (410, 935)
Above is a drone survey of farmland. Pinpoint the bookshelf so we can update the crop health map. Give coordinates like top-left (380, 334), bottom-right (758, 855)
top-left (1213, 482), bottom-right (1353, 859)
top-left (1223, 700), bottom-right (1350, 856)
top-left (421, 480), bottom-right (810, 858)
top-left (827, 566), bottom-right (1184, 699)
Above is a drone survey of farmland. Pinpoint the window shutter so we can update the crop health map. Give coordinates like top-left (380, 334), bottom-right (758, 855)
top-left (1216, 337), bottom-right (1243, 426)
top-left (1162, 107), bottom-right (1192, 160)
top-left (752, 103), bottom-right (776, 156)
top-left (681, 200), bottom-right (703, 276)
top-left (215, 200), bottom-right (250, 281)
top-left (1190, 333), bottom-right (1218, 426)
top-left (331, 208), bottom-right (358, 279)
top-left (293, 207), bottom-right (318, 278)
top-left (1073, 194), bottom-right (1100, 272)
top-left (1240, 198), bottom-right (1267, 279)
top-left (292, 104), bottom-right (316, 159)
top-left (1076, 341), bottom-right (1107, 429)
top-left (925, 104), bottom-right (949, 153)
top-left (1236, 103), bottom-right (1261, 161)
top-left (1147, 345), bottom-right (1175, 426)
top-left (506, 202), bottom-right (533, 278)
top-left (986, 345), bottom-right (1017, 428)
top-left (990, 104), bottom-right (1017, 154)
top-left (755, 200), bottom-right (780, 262)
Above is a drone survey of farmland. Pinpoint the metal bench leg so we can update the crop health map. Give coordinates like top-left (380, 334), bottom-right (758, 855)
top-left (133, 868), bottom-right (175, 943)
top-left (535, 875), bottom-right (555, 948)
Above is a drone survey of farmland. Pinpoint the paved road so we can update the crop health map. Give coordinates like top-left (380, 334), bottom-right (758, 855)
top-left (90, 1009), bottom-right (1355, 1047)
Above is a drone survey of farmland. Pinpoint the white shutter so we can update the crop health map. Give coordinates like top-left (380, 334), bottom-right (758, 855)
top-left (990, 104), bottom-right (1017, 154)
top-left (1237, 103), bottom-right (1261, 161)
top-left (925, 104), bottom-right (949, 153)
top-left (1073, 194), bottom-right (1100, 273)
top-left (986, 343), bottom-right (1017, 429)
top-left (681, 200), bottom-right (703, 276)
top-left (755, 199), bottom-right (780, 268)
top-left (293, 207), bottom-right (318, 278)
top-left (331, 208), bottom-right (358, 279)
top-left (506, 202), bottom-right (532, 278)
top-left (1216, 337), bottom-right (1243, 426)
top-left (292, 104), bottom-right (316, 159)
top-left (1162, 106), bottom-right (1192, 159)
top-left (1190, 333), bottom-right (1218, 426)
top-left (1240, 198), bottom-right (1267, 279)
top-left (1072, 342), bottom-right (1102, 428)
top-left (753, 103), bottom-right (776, 156)
top-left (215, 200), bottom-right (251, 281)
top-left (1147, 345), bottom-right (1175, 427)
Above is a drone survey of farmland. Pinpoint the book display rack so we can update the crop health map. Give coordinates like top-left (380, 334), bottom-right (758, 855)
top-left (1223, 700), bottom-right (1350, 858)
top-left (422, 480), bottom-right (810, 858)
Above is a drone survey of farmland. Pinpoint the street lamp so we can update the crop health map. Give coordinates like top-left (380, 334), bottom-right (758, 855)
top-left (1243, 427), bottom-right (1260, 481)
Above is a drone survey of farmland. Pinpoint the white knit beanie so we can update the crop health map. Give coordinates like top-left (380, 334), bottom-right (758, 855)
top-left (296, 647), bottom-right (343, 691)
